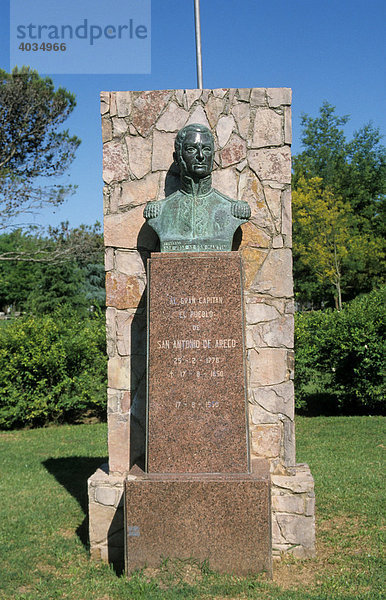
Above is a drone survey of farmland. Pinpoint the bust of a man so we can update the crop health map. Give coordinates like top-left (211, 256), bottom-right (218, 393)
top-left (143, 123), bottom-right (251, 252)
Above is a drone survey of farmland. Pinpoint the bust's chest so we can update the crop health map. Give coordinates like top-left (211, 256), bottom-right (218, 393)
top-left (169, 193), bottom-right (232, 238)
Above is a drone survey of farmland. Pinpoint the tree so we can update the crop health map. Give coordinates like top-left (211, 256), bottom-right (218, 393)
top-left (81, 263), bottom-right (106, 308)
top-left (0, 66), bottom-right (80, 230)
top-left (0, 229), bottom-right (43, 311)
top-left (293, 103), bottom-right (385, 227)
top-left (26, 260), bottom-right (88, 314)
top-left (0, 223), bottom-right (104, 313)
top-left (293, 102), bottom-right (349, 189)
top-left (0, 221), bottom-right (104, 265)
top-left (293, 102), bottom-right (386, 306)
top-left (292, 177), bottom-right (382, 309)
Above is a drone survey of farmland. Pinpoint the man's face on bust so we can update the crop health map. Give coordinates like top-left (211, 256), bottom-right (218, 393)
top-left (180, 130), bottom-right (214, 179)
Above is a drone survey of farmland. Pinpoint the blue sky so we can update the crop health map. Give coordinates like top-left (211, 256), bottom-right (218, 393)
top-left (1, 0), bottom-right (385, 230)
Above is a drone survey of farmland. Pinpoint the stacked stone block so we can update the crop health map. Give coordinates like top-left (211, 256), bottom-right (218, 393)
top-left (88, 87), bottom-right (315, 563)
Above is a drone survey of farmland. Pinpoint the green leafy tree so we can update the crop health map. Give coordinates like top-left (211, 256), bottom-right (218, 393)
top-left (293, 102), bottom-right (385, 234)
top-left (0, 221), bottom-right (104, 265)
top-left (293, 102), bottom-right (385, 306)
top-left (46, 221), bottom-right (104, 265)
top-left (26, 260), bottom-right (88, 314)
top-left (0, 223), bottom-right (104, 313)
top-left (293, 177), bottom-right (382, 309)
top-left (81, 263), bottom-right (106, 308)
top-left (0, 229), bottom-right (43, 311)
top-left (0, 66), bottom-right (80, 230)
top-left (293, 102), bottom-right (349, 189)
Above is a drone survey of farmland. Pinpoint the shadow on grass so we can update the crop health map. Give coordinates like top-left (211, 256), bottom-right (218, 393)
top-left (43, 456), bottom-right (107, 548)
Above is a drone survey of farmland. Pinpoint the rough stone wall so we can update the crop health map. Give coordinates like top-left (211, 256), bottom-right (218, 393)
top-left (271, 464), bottom-right (315, 557)
top-left (88, 88), bottom-right (315, 563)
top-left (88, 465), bottom-right (124, 564)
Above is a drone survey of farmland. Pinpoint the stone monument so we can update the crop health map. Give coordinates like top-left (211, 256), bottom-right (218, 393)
top-left (124, 122), bottom-right (271, 574)
top-left (88, 88), bottom-right (316, 572)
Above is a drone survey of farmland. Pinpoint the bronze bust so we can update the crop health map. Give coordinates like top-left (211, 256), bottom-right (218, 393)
top-left (143, 123), bottom-right (250, 252)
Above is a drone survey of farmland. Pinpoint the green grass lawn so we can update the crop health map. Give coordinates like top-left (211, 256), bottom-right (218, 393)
top-left (0, 417), bottom-right (384, 599)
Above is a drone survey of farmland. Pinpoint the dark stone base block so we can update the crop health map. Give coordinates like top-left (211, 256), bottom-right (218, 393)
top-left (124, 462), bottom-right (272, 576)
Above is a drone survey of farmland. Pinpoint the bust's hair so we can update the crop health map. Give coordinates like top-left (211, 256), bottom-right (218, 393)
top-left (175, 123), bottom-right (214, 159)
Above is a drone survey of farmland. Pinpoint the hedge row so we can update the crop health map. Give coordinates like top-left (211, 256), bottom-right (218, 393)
top-left (295, 287), bottom-right (385, 414)
top-left (0, 308), bottom-right (107, 429)
top-left (0, 288), bottom-right (384, 429)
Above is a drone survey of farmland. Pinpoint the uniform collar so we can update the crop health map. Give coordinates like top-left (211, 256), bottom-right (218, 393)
top-left (180, 173), bottom-right (212, 197)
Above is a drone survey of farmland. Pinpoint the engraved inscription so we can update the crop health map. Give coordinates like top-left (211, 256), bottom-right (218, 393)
top-left (147, 254), bottom-right (248, 473)
top-left (175, 400), bottom-right (220, 409)
top-left (152, 289), bottom-right (239, 386)
top-left (156, 338), bottom-right (237, 349)
top-left (162, 242), bottom-right (230, 252)
top-left (153, 291), bottom-right (238, 389)
top-left (169, 295), bottom-right (223, 305)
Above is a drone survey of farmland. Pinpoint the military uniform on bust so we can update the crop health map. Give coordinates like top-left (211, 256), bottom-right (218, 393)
top-left (144, 123), bottom-right (250, 252)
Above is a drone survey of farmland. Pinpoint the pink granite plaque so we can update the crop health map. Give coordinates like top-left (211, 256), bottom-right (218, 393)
top-left (146, 252), bottom-right (249, 473)
top-left (125, 462), bottom-right (272, 576)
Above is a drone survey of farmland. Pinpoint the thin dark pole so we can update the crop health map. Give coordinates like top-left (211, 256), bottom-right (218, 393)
top-left (194, 0), bottom-right (203, 89)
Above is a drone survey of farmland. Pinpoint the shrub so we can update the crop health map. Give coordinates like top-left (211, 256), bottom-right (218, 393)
top-left (0, 308), bottom-right (107, 429)
top-left (295, 287), bottom-right (385, 414)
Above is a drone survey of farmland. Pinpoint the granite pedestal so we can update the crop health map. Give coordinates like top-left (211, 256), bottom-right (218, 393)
top-left (146, 252), bottom-right (248, 473)
top-left (124, 252), bottom-right (272, 575)
top-left (125, 461), bottom-right (271, 576)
